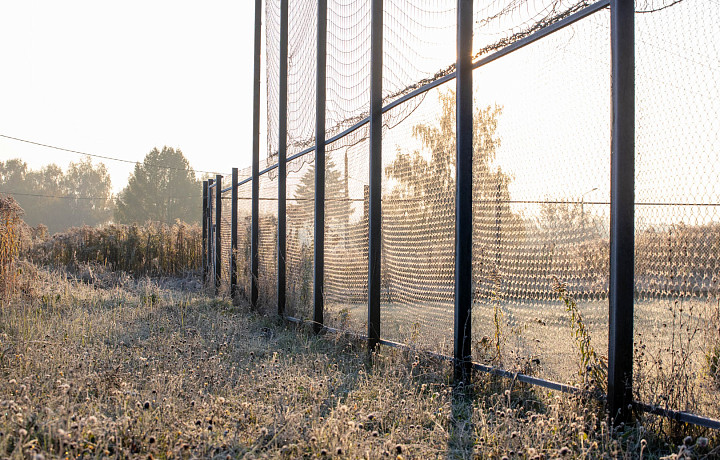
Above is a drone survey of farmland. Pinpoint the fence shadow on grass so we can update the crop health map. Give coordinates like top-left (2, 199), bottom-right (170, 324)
top-left (448, 382), bottom-right (477, 459)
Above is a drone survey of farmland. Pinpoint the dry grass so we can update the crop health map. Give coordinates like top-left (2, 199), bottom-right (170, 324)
top-left (0, 195), bottom-right (26, 299)
top-left (28, 221), bottom-right (201, 278)
top-left (1, 265), bottom-right (718, 459)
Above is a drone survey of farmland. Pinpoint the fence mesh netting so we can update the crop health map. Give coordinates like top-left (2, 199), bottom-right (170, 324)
top-left (633, 1), bottom-right (720, 419)
top-left (258, 159), bottom-right (279, 313)
top-left (236, 172), bottom-right (253, 301)
top-left (380, 83), bottom-right (455, 354)
top-left (326, 1), bottom-right (370, 141)
top-left (470, 11), bottom-right (611, 384)
top-left (266, 0), bottom-right (280, 160)
top-left (208, 0), bottom-right (720, 421)
top-left (215, 168), bottom-right (253, 299)
top-left (324, 127), bottom-right (370, 332)
top-left (220, 187), bottom-right (232, 296)
top-left (286, 156), bottom-right (315, 318)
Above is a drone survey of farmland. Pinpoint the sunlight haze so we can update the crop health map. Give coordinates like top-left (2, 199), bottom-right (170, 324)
top-left (0, 1), bottom-right (262, 193)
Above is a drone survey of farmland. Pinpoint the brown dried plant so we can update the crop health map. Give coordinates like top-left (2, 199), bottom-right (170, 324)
top-left (0, 195), bottom-right (24, 298)
top-left (553, 276), bottom-right (607, 396)
top-left (28, 220), bottom-right (201, 277)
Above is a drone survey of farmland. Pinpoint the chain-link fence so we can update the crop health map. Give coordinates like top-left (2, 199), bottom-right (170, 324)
top-left (203, 0), bottom-right (720, 429)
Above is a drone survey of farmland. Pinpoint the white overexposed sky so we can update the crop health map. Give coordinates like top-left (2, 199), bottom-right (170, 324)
top-left (0, 1), bottom-right (263, 193)
top-left (0, 0), bottom-right (717, 229)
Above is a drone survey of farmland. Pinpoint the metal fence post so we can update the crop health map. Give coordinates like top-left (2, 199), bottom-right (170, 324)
top-left (314, 0), bottom-right (327, 333)
top-left (231, 168), bottom-right (238, 301)
top-left (207, 178), bottom-right (214, 287)
top-left (215, 174), bottom-right (223, 294)
top-left (251, 0), bottom-right (261, 310)
top-left (608, 0), bottom-right (635, 424)
top-left (202, 180), bottom-right (208, 284)
top-left (277, 0), bottom-right (288, 317)
top-left (368, 0), bottom-right (383, 351)
top-left (455, 0), bottom-right (473, 381)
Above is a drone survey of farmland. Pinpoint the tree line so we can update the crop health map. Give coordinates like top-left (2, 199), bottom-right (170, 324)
top-left (0, 146), bottom-right (201, 235)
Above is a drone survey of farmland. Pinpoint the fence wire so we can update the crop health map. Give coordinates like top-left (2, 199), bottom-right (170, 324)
top-left (326, 0), bottom-right (371, 140)
top-left (220, 188), bottom-right (232, 296)
top-left (383, 0), bottom-right (455, 105)
top-left (258, 159), bottom-right (279, 313)
top-left (323, 126), bottom-right (371, 332)
top-left (287, 0), bottom-right (317, 159)
top-left (236, 178), bottom-right (253, 302)
top-left (634, 0), bottom-right (720, 420)
top-left (206, 0), bottom-right (720, 427)
top-left (471, 11), bottom-right (611, 384)
top-left (380, 82), bottom-right (456, 355)
top-left (266, 0), bottom-right (281, 160)
top-left (286, 156), bottom-right (315, 318)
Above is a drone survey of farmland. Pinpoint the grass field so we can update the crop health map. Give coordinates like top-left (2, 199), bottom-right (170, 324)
top-left (0, 264), bottom-right (718, 459)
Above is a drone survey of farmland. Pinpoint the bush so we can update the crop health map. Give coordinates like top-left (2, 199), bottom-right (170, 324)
top-left (28, 221), bottom-right (201, 277)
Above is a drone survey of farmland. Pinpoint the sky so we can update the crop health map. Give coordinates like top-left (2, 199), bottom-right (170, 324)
top-left (0, 0), bottom-right (717, 229)
top-left (0, 1), bottom-right (264, 193)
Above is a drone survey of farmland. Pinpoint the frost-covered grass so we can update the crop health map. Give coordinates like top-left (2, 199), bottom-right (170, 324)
top-left (0, 265), bottom-right (718, 459)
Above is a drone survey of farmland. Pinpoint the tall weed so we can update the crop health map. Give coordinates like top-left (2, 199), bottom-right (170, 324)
top-left (553, 276), bottom-right (607, 396)
top-left (0, 195), bottom-right (24, 297)
top-left (28, 221), bottom-right (201, 277)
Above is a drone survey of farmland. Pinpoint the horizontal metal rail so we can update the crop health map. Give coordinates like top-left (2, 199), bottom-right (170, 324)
top-left (325, 117), bottom-right (370, 145)
top-left (259, 162), bottom-right (278, 176)
top-left (284, 316), bottom-right (597, 398)
top-left (285, 315), bottom-right (720, 430)
top-left (382, 72), bottom-right (456, 114)
top-left (471, 0), bottom-right (610, 71)
top-left (634, 401), bottom-right (720, 431)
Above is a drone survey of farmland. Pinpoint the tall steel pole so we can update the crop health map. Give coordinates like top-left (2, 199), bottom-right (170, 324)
top-left (231, 168), bottom-right (239, 301)
top-left (277, 0), bottom-right (288, 317)
top-left (608, 0), bottom-right (635, 424)
top-left (202, 180), bottom-right (208, 284)
top-left (454, 0), bottom-right (474, 381)
top-left (215, 175), bottom-right (223, 294)
top-left (368, 0), bottom-right (383, 351)
top-left (250, 0), bottom-right (261, 309)
top-left (207, 178), bottom-right (215, 287)
top-left (314, 0), bottom-right (328, 333)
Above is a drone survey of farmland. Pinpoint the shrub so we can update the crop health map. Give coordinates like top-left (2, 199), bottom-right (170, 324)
top-left (28, 220), bottom-right (201, 277)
